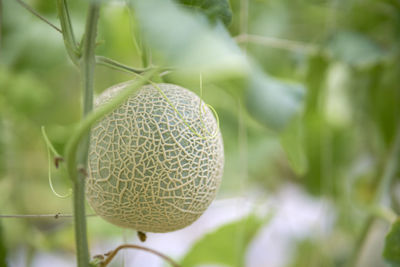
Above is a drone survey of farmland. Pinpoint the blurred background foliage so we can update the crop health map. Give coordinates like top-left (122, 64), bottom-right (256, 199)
top-left (0, 0), bottom-right (400, 266)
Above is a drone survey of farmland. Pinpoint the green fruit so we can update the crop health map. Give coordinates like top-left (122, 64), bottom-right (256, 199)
top-left (86, 82), bottom-right (224, 233)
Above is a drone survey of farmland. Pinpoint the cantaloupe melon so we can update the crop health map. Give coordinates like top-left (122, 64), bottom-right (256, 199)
top-left (86, 82), bottom-right (224, 233)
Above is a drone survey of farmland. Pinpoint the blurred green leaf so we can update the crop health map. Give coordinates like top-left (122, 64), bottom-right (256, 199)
top-left (304, 54), bottom-right (329, 115)
top-left (280, 117), bottom-right (308, 175)
top-left (0, 68), bottom-right (51, 116)
top-left (0, 221), bottom-right (7, 267)
top-left (327, 31), bottom-right (386, 68)
top-left (245, 69), bottom-right (305, 131)
top-left (383, 219), bottom-right (400, 264)
top-left (176, 0), bottom-right (232, 26)
top-left (323, 62), bottom-right (353, 127)
top-left (130, 0), bottom-right (249, 81)
top-left (287, 239), bottom-right (333, 267)
top-left (181, 214), bottom-right (268, 267)
top-left (2, 0), bottom-right (65, 70)
top-left (0, 119), bottom-right (5, 178)
top-left (359, 61), bottom-right (400, 146)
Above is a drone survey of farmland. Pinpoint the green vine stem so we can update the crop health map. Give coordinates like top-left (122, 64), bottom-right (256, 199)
top-left (72, 2), bottom-right (101, 266)
top-left (346, 122), bottom-right (400, 267)
top-left (65, 69), bottom-right (157, 181)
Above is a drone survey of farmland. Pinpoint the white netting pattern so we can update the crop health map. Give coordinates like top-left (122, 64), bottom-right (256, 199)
top-left (86, 83), bottom-right (224, 232)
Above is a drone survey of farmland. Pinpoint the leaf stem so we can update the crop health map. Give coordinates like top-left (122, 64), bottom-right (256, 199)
top-left (41, 126), bottom-right (61, 157)
top-left (365, 204), bottom-right (397, 224)
top-left (95, 55), bottom-right (151, 74)
top-left (96, 56), bottom-right (171, 74)
top-left (65, 70), bottom-right (156, 182)
top-left (235, 34), bottom-right (319, 54)
top-left (57, 0), bottom-right (80, 65)
top-left (239, 0), bottom-right (248, 52)
top-left (10, 1), bottom-right (156, 73)
top-left (15, 0), bottom-right (62, 33)
top-left (99, 244), bottom-right (181, 267)
top-left (125, 5), bottom-right (150, 68)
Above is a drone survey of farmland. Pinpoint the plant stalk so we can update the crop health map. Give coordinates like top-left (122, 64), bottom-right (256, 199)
top-left (73, 3), bottom-right (100, 267)
top-left (72, 174), bottom-right (90, 267)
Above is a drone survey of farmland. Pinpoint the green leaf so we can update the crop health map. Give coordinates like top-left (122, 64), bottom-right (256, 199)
top-left (181, 214), bottom-right (268, 267)
top-left (176, 0), bottom-right (232, 26)
top-left (130, 0), bottom-right (249, 81)
top-left (383, 219), bottom-right (400, 264)
top-left (245, 69), bottom-right (305, 131)
top-left (327, 31), bottom-right (386, 68)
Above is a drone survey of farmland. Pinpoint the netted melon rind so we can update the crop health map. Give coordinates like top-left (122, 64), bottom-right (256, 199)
top-left (86, 83), bottom-right (224, 233)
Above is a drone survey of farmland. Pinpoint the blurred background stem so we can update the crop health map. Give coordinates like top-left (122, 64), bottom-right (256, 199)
top-left (347, 122), bottom-right (400, 267)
